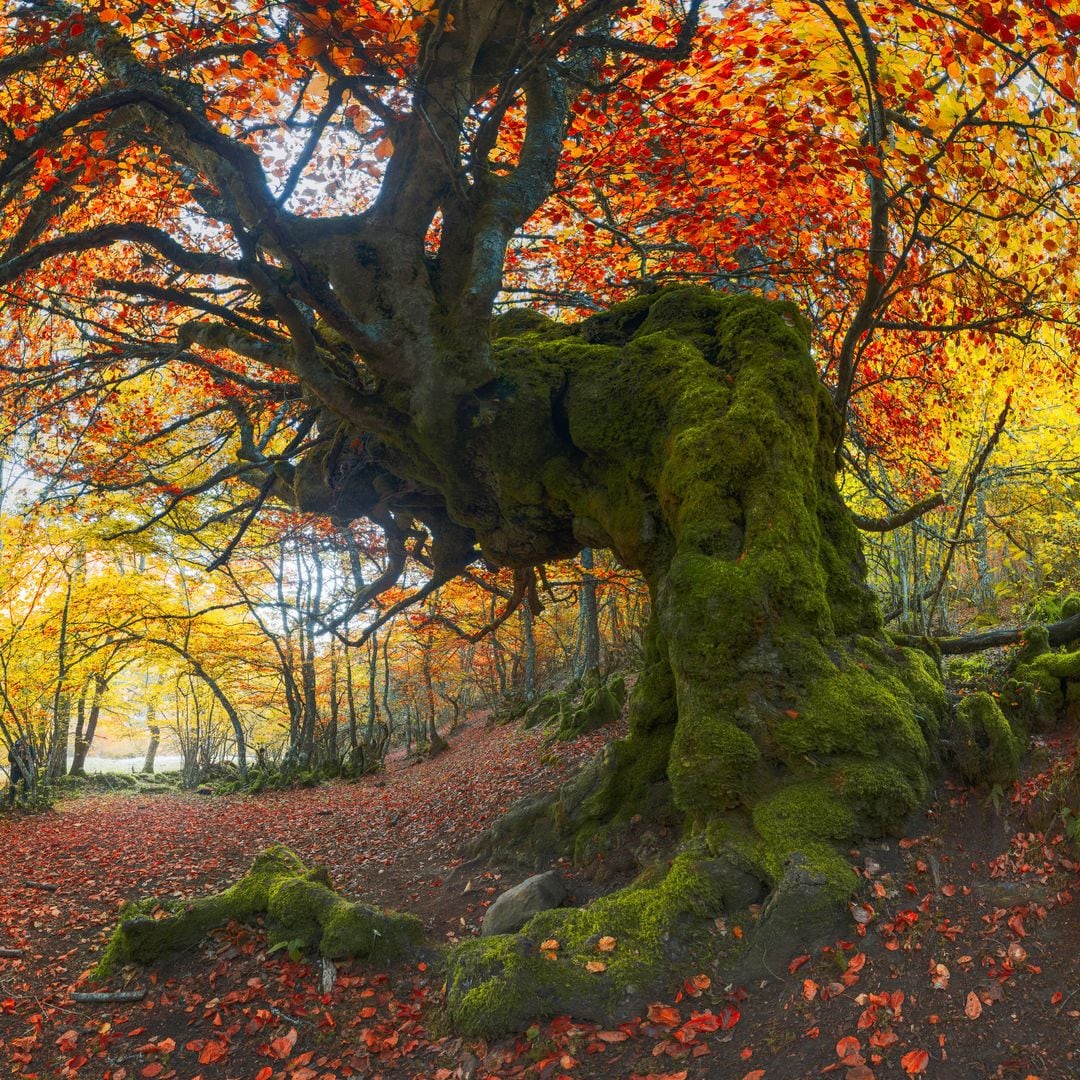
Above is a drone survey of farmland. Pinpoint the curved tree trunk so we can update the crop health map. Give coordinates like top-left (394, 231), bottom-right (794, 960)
top-left (288, 286), bottom-right (946, 1033)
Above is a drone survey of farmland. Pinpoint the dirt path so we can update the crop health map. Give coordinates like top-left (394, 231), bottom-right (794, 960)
top-left (0, 718), bottom-right (1076, 1080)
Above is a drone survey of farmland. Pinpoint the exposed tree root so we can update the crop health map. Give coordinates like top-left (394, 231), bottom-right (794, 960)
top-left (92, 845), bottom-right (421, 979)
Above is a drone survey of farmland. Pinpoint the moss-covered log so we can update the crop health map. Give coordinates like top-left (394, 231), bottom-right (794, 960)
top-left (93, 845), bottom-right (421, 979)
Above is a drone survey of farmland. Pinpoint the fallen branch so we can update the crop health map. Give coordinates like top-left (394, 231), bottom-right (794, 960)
top-left (895, 610), bottom-right (1080, 656)
top-left (72, 990), bottom-right (147, 1003)
top-left (0, 947), bottom-right (24, 958)
top-left (24, 880), bottom-right (58, 892)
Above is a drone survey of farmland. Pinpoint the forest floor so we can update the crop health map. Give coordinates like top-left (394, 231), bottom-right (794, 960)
top-left (0, 713), bottom-right (1077, 1080)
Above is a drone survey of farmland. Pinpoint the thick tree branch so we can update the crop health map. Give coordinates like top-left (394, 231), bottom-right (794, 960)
top-left (851, 493), bottom-right (945, 532)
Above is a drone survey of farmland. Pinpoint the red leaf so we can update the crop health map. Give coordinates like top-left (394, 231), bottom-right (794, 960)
top-left (901, 1049), bottom-right (930, 1074)
top-left (646, 1003), bottom-right (681, 1027)
top-left (198, 1040), bottom-right (228, 1064)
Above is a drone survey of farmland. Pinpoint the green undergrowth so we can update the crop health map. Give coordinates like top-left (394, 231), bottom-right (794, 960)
top-left (55, 771), bottom-right (181, 797)
top-left (519, 672), bottom-right (628, 742)
top-left (92, 845), bottom-right (420, 980)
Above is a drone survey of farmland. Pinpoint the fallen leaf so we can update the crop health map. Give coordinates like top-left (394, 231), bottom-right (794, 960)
top-left (598, 936), bottom-right (617, 952)
top-left (585, 960), bottom-right (607, 973)
top-left (965, 991), bottom-right (983, 1019)
top-left (901, 1048), bottom-right (930, 1074)
top-left (647, 1003), bottom-right (682, 1027)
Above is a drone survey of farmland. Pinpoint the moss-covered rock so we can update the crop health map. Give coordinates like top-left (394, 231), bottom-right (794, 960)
top-left (92, 845), bottom-right (421, 979)
top-left (1006, 645), bottom-right (1080, 730)
top-left (947, 692), bottom-right (1022, 786)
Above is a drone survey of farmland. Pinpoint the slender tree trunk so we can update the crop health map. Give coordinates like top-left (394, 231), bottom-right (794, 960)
top-left (327, 640), bottom-right (340, 768)
top-left (521, 605), bottom-right (537, 702)
top-left (344, 632), bottom-right (359, 754)
top-left (143, 702), bottom-right (160, 775)
top-left (69, 675), bottom-right (105, 775)
top-left (365, 631), bottom-right (379, 741)
top-left (47, 577), bottom-right (74, 779)
top-left (576, 547), bottom-right (601, 679)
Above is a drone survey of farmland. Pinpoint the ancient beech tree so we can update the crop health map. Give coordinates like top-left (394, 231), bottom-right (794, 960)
top-left (0, 0), bottom-right (1065, 1033)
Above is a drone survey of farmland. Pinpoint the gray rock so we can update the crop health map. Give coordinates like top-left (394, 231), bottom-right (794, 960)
top-left (481, 870), bottom-right (567, 937)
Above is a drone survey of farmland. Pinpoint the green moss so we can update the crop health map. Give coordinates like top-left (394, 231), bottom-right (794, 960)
top-left (1009, 647), bottom-right (1080, 729)
top-left (1024, 648), bottom-right (1080, 681)
top-left (1061, 594), bottom-right (1080, 619)
top-left (1017, 625), bottom-right (1051, 664)
top-left (949, 692), bottom-right (1022, 786)
top-left (92, 845), bottom-right (420, 980)
top-left (464, 288), bottom-right (946, 1015)
top-left (490, 308), bottom-right (569, 341)
top-left (572, 726), bottom-right (675, 859)
top-left (555, 682), bottom-right (623, 741)
top-left (446, 853), bottom-right (730, 1036)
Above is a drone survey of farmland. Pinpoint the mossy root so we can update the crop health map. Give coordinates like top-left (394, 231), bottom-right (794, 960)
top-left (92, 844), bottom-right (421, 979)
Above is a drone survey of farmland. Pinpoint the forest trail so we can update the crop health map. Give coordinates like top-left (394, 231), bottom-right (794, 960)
top-left (0, 715), bottom-right (1077, 1080)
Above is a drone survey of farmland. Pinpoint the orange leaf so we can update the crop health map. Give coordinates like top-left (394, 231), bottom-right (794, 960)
top-left (965, 991), bottom-right (983, 1019)
top-left (585, 960), bottom-right (607, 973)
top-left (297, 35), bottom-right (324, 58)
top-left (836, 1035), bottom-right (861, 1061)
top-left (646, 1003), bottom-right (681, 1027)
top-left (788, 954), bottom-right (810, 974)
top-left (598, 936), bottom-right (617, 952)
top-left (198, 1040), bottom-right (227, 1065)
top-left (255, 1069), bottom-right (274, 1080)
top-left (901, 1049), bottom-right (930, 1074)
top-left (540, 939), bottom-right (560, 951)
top-left (742, 1071), bottom-right (766, 1080)
top-left (140, 1066), bottom-right (163, 1079)
top-left (869, 1029), bottom-right (898, 1048)
top-left (802, 978), bottom-right (818, 1001)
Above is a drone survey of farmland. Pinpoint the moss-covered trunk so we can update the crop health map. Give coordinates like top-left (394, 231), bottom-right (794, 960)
top-left (280, 286), bottom-right (945, 1033)
top-left (432, 288), bottom-right (946, 1034)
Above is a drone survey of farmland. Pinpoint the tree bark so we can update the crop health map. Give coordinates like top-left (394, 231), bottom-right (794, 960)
top-left (576, 548), bottom-right (601, 679)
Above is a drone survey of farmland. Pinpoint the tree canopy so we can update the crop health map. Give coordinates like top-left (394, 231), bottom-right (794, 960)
top-left (2, 0), bottom-right (1077, 584)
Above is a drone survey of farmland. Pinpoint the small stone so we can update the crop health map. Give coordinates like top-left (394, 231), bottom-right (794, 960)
top-left (480, 871), bottom-right (567, 937)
